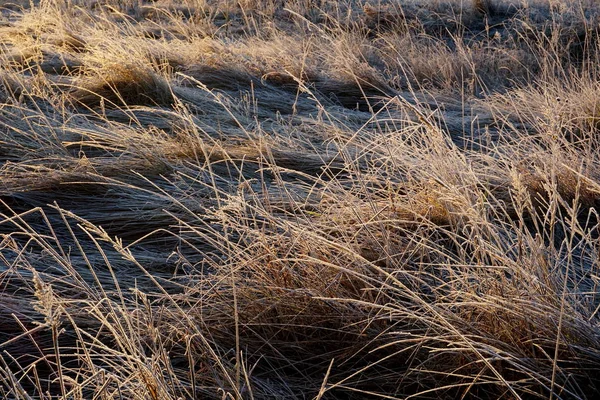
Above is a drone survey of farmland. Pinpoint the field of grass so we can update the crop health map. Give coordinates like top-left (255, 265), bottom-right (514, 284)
top-left (2, 0), bottom-right (600, 398)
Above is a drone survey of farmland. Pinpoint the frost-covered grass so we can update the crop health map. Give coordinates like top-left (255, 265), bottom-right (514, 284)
top-left (1, 1), bottom-right (600, 398)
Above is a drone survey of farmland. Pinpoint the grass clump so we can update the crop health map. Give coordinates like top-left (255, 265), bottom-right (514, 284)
top-left (69, 62), bottom-right (174, 108)
top-left (1, 1), bottom-right (600, 399)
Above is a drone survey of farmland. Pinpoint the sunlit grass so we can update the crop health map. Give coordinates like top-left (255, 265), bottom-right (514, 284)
top-left (1, 0), bottom-right (600, 398)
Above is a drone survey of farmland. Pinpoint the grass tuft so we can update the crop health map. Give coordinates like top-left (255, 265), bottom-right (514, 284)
top-left (69, 62), bottom-right (174, 108)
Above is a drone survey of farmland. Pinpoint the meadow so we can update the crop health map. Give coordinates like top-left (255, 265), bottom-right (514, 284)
top-left (1, 0), bottom-right (600, 398)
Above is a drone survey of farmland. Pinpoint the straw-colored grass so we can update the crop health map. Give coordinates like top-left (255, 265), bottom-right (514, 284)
top-left (1, 0), bottom-right (600, 399)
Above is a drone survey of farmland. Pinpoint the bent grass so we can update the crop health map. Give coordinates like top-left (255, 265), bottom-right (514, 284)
top-left (1, 0), bottom-right (600, 399)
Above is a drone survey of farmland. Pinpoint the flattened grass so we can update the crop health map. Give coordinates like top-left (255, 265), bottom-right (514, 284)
top-left (1, 1), bottom-right (600, 399)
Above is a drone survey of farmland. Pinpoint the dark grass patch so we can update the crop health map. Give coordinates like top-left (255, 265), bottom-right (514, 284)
top-left (68, 63), bottom-right (174, 108)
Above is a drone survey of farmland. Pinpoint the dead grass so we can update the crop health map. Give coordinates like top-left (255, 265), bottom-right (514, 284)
top-left (1, 0), bottom-right (600, 399)
top-left (68, 62), bottom-right (174, 108)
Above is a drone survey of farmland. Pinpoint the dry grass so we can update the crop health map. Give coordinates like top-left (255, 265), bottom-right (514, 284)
top-left (1, 0), bottom-right (600, 399)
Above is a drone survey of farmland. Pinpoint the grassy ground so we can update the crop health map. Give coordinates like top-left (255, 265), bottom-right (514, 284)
top-left (1, 0), bottom-right (600, 398)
